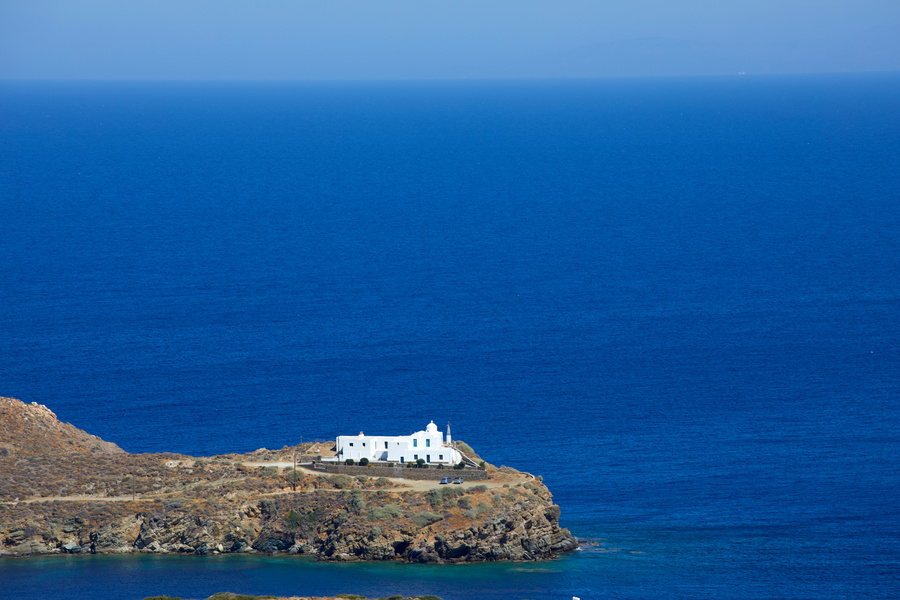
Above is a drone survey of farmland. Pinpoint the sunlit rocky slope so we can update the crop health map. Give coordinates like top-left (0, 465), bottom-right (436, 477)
top-left (0, 397), bottom-right (576, 561)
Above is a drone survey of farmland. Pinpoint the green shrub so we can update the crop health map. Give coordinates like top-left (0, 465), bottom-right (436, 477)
top-left (471, 485), bottom-right (488, 493)
top-left (461, 500), bottom-right (490, 520)
top-left (259, 466), bottom-right (277, 478)
top-left (457, 496), bottom-right (472, 509)
top-left (367, 504), bottom-right (403, 521)
top-left (375, 477), bottom-right (389, 487)
top-left (331, 475), bottom-right (353, 489)
top-left (411, 511), bottom-right (442, 527)
top-left (359, 457), bottom-right (369, 466)
top-left (348, 490), bottom-right (366, 514)
top-left (345, 458), bottom-right (355, 466)
top-left (426, 488), bottom-right (443, 510)
top-left (282, 511), bottom-right (303, 530)
top-left (422, 486), bottom-right (465, 509)
top-left (356, 475), bottom-right (368, 483)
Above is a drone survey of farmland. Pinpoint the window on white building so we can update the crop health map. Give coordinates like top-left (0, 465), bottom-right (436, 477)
top-left (426, 439), bottom-right (431, 447)
top-left (349, 442), bottom-right (354, 447)
top-left (413, 439), bottom-right (418, 447)
top-left (384, 441), bottom-right (388, 449)
top-left (439, 454), bottom-right (443, 460)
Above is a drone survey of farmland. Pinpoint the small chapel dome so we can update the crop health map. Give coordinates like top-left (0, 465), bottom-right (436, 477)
top-left (426, 420), bottom-right (438, 433)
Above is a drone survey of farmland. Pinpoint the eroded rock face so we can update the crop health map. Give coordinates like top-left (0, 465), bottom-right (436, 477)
top-left (1, 486), bottom-right (577, 562)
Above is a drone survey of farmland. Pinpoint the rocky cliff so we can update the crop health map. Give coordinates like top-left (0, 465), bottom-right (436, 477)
top-left (0, 397), bottom-right (577, 561)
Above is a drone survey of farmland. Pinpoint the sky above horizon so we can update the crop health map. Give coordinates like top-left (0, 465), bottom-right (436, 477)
top-left (1, 0), bottom-right (899, 80)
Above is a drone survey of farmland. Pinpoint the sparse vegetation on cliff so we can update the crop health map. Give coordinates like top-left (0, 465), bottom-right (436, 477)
top-left (0, 396), bottom-right (577, 561)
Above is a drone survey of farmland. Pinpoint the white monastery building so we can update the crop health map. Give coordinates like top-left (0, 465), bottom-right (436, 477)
top-left (333, 421), bottom-right (463, 466)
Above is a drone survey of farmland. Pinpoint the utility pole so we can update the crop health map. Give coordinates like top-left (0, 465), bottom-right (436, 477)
top-left (291, 450), bottom-right (297, 492)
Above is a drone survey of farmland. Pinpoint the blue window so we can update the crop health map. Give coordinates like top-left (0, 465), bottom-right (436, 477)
top-left (413, 439), bottom-right (418, 447)
top-left (426, 439), bottom-right (431, 447)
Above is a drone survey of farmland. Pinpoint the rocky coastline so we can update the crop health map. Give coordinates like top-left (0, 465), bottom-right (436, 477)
top-left (0, 397), bottom-right (577, 562)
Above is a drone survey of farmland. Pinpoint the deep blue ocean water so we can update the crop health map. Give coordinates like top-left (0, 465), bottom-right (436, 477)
top-left (1, 74), bottom-right (899, 599)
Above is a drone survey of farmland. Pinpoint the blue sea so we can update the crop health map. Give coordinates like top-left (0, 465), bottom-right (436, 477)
top-left (1, 74), bottom-right (899, 600)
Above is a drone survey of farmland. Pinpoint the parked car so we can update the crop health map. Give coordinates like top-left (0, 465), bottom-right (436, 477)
top-left (440, 477), bottom-right (451, 484)
top-left (453, 477), bottom-right (464, 484)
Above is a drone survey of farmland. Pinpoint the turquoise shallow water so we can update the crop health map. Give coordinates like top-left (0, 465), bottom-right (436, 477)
top-left (1, 74), bottom-right (899, 599)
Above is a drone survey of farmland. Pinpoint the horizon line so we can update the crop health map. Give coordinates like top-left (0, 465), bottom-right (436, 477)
top-left (1, 69), bottom-right (899, 85)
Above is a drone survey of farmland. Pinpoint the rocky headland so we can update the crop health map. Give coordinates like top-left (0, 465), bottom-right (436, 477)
top-left (0, 397), bottom-right (577, 561)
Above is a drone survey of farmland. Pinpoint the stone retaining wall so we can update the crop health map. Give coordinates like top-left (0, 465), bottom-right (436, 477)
top-left (309, 462), bottom-right (490, 481)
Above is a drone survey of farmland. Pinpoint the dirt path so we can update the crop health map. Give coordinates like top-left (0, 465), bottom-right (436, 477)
top-left (5, 495), bottom-right (140, 505)
top-left (251, 463), bottom-right (535, 492)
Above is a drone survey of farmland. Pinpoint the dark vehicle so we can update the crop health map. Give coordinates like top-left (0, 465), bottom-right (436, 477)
top-left (440, 477), bottom-right (451, 484)
top-left (453, 477), bottom-right (464, 484)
